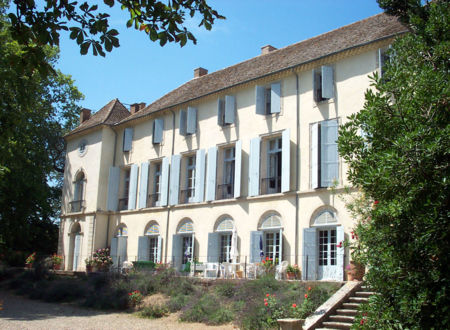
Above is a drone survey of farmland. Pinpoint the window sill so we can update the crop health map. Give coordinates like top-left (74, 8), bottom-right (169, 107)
top-left (313, 98), bottom-right (335, 108)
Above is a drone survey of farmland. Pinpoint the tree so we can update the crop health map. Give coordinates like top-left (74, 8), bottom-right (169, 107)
top-left (0, 3), bottom-right (83, 261)
top-left (338, 0), bottom-right (449, 328)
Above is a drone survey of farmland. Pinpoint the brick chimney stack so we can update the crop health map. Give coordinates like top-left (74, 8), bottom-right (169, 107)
top-left (80, 108), bottom-right (91, 124)
top-left (130, 102), bottom-right (146, 115)
top-left (194, 67), bottom-right (208, 78)
top-left (261, 45), bottom-right (277, 55)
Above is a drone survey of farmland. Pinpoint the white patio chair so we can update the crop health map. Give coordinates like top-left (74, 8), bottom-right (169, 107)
top-left (220, 262), bottom-right (233, 279)
top-left (275, 261), bottom-right (289, 280)
top-left (246, 263), bottom-right (259, 279)
top-left (203, 262), bottom-right (219, 279)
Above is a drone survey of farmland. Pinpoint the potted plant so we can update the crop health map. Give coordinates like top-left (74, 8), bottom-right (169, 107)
top-left (92, 248), bottom-right (113, 272)
top-left (346, 261), bottom-right (365, 281)
top-left (51, 254), bottom-right (63, 270)
top-left (25, 252), bottom-right (36, 268)
top-left (85, 258), bottom-right (95, 273)
top-left (286, 264), bottom-right (300, 280)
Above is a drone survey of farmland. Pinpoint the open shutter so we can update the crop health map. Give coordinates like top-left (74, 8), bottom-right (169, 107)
top-left (281, 129), bottom-right (290, 192)
top-left (279, 229), bottom-right (283, 265)
top-left (137, 236), bottom-right (150, 261)
top-left (302, 228), bottom-right (317, 280)
top-left (73, 234), bottom-right (81, 270)
top-left (172, 234), bottom-right (182, 270)
top-left (249, 137), bottom-right (261, 196)
top-left (128, 164), bottom-right (139, 210)
top-left (111, 237), bottom-right (118, 267)
top-left (311, 123), bottom-right (320, 189)
top-left (320, 119), bottom-right (339, 187)
top-left (217, 98), bottom-right (224, 126)
top-left (191, 233), bottom-right (195, 262)
top-left (225, 95), bottom-right (235, 124)
top-left (207, 232), bottom-right (220, 262)
top-left (255, 85), bottom-right (266, 115)
top-left (157, 236), bottom-right (163, 263)
top-left (186, 107), bottom-right (197, 134)
top-left (194, 149), bottom-right (206, 203)
top-left (313, 69), bottom-right (321, 102)
top-left (138, 162), bottom-right (149, 209)
top-left (336, 226), bottom-right (345, 281)
top-left (169, 155), bottom-right (181, 205)
top-left (107, 166), bottom-right (120, 211)
top-left (153, 118), bottom-right (164, 144)
top-left (234, 140), bottom-right (242, 198)
top-left (159, 157), bottom-right (169, 206)
top-left (321, 65), bottom-right (334, 99)
top-left (179, 110), bottom-right (187, 136)
top-left (205, 146), bottom-right (217, 201)
top-left (250, 231), bottom-right (263, 263)
top-left (118, 236), bottom-right (128, 265)
top-left (123, 128), bottom-right (133, 151)
top-left (270, 82), bottom-right (281, 114)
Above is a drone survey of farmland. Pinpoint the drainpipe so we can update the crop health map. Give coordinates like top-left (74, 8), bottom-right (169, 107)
top-left (105, 127), bottom-right (118, 247)
top-left (164, 109), bottom-right (176, 263)
top-left (294, 71), bottom-right (300, 265)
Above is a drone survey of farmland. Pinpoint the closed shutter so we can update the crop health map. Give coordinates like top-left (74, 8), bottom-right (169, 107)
top-left (191, 233), bottom-right (195, 262)
top-left (250, 231), bottom-right (263, 263)
top-left (281, 129), bottom-right (290, 192)
top-left (207, 232), bottom-right (220, 262)
top-left (123, 128), bottom-right (133, 152)
top-left (279, 229), bottom-right (283, 265)
top-left (157, 236), bottom-right (163, 263)
top-left (336, 226), bottom-right (344, 281)
top-left (255, 85), bottom-right (266, 115)
top-left (159, 157), bottom-right (169, 206)
top-left (310, 123), bottom-right (319, 189)
top-left (270, 82), bottom-right (281, 114)
top-left (137, 236), bottom-right (150, 261)
top-left (153, 118), bottom-right (164, 144)
top-left (169, 155), bottom-right (181, 205)
top-left (128, 164), bottom-right (139, 210)
top-left (320, 119), bottom-right (339, 187)
top-left (172, 234), bottom-right (182, 270)
top-left (194, 149), bottom-right (206, 203)
top-left (249, 137), bottom-right (261, 196)
top-left (107, 166), bottom-right (120, 211)
top-left (110, 237), bottom-right (118, 267)
top-left (73, 234), bottom-right (81, 270)
top-left (225, 95), bottom-right (235, 124)
top-left (186, 107), bottom-right (197, 134)
top-left (302, 228), bottom-right (317, 280)
top-left (138, 162), bottom-right (149, 209)
top-left (179, 110), bottom-right (187, 136)
top-left (118, 236), bottom-right (128, 265)
top-left (234, 140), bottom-right (242, 198)
top-left (217, 98), bottom-right (225, 126)
top-left (321, 65), bottom-right (334, 99)
top-left (205, 146), bottom-right (217, 201)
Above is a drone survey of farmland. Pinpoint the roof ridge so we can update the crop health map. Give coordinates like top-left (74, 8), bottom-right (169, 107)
top-left (103, 98), bottom-right (120, 123)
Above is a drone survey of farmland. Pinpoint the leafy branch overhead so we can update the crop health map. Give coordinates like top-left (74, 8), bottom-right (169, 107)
top-left (8, 0), bottom-right (225, 57)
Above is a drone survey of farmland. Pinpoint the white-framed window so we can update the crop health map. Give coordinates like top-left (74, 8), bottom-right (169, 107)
top-left (318, 229), bottom-right (337, 266)
top-left (255, 82), bottom-right (281, 115)
top-left (220, 234), bottom-right (232, 263)
top-left (149, 162), bottom-right (162, 207)
top-left (119, 168), bottom-right (131, 210)
top-left (259, 213), bottom-right (283, 264)
top-left (264, 137), bottom-right (282, 194)
top-left (182, 155), bottom-right (196, 203)
top-left (217, 146), bottom-right (235, 199)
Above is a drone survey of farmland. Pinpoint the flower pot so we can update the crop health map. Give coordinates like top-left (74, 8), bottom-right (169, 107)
top-left (86, 265), bottom-right (93, 273)
top-left (53, 264), bottom-right (61, 270)
top-left (346, 261), bottom-right (365, 281)
top-left (286, 272), bottom-right (296, 280)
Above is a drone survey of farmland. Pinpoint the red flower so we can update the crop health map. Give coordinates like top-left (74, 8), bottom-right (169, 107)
top-left (304, 294), bottom-right (308, 299)
top-left (360, 319), bottom-right (365, 325)
top-left (264, 302), bottom-right (268, 306)
top-left (308, 287), bottom-right (311, 291)
top-left (266, 257), bottom-right (269, 261)
top-left (292, 303), bottom-right (297, 308)
top-left (264, 298), bottom-right (267, 302)
top-left (266, 293), bottom-right (270, 297)
top-left (337, 241), bottom-right (343, 248)
top-left (374, 200), bottom-right (379, 205)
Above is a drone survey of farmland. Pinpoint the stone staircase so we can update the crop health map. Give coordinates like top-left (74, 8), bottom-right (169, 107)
top-left (316, 285), bottom-right (374, 329)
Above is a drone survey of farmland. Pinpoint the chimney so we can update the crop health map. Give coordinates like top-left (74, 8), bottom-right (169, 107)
top-left (261, 45), bottom-right (277, 55)
top-left (80, 108), bottom-right (91, 124)
top-left (194, 67), bottom-right (208, 78)
top-left (130, 102), bottom-right (146, 115)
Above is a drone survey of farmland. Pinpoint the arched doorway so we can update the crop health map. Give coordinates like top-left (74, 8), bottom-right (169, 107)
top-left (137, 221), bottom-right (162, 263)
top-left (250, 212), bottom-right (283, 265)
top-left (207, 217), bottom-right (236, 263)
top-left (69, 222), bottom-right (82, 271)
top-left (111, 224), bottom-right (128, 268)
top-left (172, 219), bottom-right (194, 270)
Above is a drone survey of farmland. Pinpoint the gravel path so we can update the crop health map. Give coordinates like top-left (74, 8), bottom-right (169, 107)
top-left (0, 291), bottom-right (234, 330)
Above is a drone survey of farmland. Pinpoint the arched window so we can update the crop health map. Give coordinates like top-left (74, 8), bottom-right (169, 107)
top-left (115, 224), bottom-right (128, 237)
top-left (145, 223), bottom-right (160, 235)
top-left (313, 209), bottom-right (337, 226)
top-left (71, 171), bottom-right (85, 212)
top-left (141, 222), bottom-right (161, 263)
top-left (214, 217), bottom-right (235, 263)
top-left (176, 219), bottom-right (194, 266)
top-left (254, 213), bottom-right (283, 264)
top-left (260, 213), bottom-right (282, 229)
top-left (178, 220), bottom-right (194, 234)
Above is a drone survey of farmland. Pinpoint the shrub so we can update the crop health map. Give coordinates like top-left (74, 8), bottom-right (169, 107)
top-left (139, 304), bottom-right (169, 319)
top-left (132, 261), bottom-right (155, 271)
top-left (167, 294), bottom-right (190, 312)
top-left (215, 281), bottom-right (235, 298)
top-left (128, 290), bottom-right (143, 307)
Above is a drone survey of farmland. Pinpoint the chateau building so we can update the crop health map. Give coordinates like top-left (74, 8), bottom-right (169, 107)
top-left (58, 13), bottom-right (406, 281)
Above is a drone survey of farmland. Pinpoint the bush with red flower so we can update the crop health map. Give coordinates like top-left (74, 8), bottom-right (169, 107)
top-left (92, 248), bottom-right (113, 271)
top-left (128, 290), bottom-right (143, 307)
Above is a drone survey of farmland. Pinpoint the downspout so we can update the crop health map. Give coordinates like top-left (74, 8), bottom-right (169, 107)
top-left (105, 127), bottom-right (118, 247)
top-left (294, 71), bottom-right (300, 265)
top-left (164, 109), bottom-right (176, 263)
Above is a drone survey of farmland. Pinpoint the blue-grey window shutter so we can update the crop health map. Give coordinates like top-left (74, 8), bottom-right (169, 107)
top-left (313, 69), bottom-right (321, 102)
top-left (234, 140), bottom-right (242, 198)
top-left (311, 123), bottom-right (320, 189)
top-left (281, 129), bottom-right (290, 192)
top-left (302, 228), bottom-right (317, 280)
top-left (179, 110), bottom-right (187, 136)
top-left (157, 236), bottom-right (163, 263)
top-left (217, 98), bottom-right (225, 126)
top-left (107, 166), bottom-right (120, 211)
top-left (336, 226), bottom-right (345, 281)
top-left (255, 85), bottom-right (266, 115)
top-left (186, 107), bottom-right (197, 134)
top-left (207, 232), bottom-right (220, 262)
top-left (250, 231), bottom-right (263, 263)
top-left (279, 228), bottom-right (283, 265)
top-left (73, 234), bottom-right (81, 270)
top-left (159, 157), bottom-right (169, 206)
top-left (118, 236), bottom-right (128, 265)
top-left (110, 237), bottom-right (118, 267)
top-left (249, 137), bottom-right (261, 196)
top-left (320, 119), bottom-right (339, 187)
top-left (169, 155), bottom-right (181, 205)
top-left (138, 162), bottom-right (149, 209)
top-left (225, 95), bottom-right (235, 124)
top-left (137, 236), bottom-right (150, 261)
top-left (194, 149), bottom-right (206, 203)
top-left (172, 234), bottom-right (182, 270)
top-left (153, 118), bottom-right (164, 144)
top-left (123, 127), bottom-right (133, 152)
top-left (205, 146), bottom-right (217, 201)
top-left (128, 164), bottom-right (139, 210)
top-left (270, 82), bottom-right (281, 114)
top-left (321, 65), bottom-right (334, 99)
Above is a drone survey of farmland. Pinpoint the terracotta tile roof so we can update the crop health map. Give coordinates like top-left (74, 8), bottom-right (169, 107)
top-left (67, 99), bottom-right (130, 137)
top-left (120, 12), bottom-right (406, 124)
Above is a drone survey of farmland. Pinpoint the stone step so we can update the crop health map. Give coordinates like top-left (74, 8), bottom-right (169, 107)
top-left (341, 302), bottom-right (360, 309)
top-left (329, 315), bottom-right (355, 323)
top-left (336, 308), bottom-right (358, 316)
top-left (322, 321), bottom-right (353, 329)
top-left (348, 296), bottom-right (369, 303)
top-left (355, 291), bottom-right (375, 297)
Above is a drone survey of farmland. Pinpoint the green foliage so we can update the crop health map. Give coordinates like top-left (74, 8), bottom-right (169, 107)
top-left (338, 1), bottom-right (449, 328)
top-left (133, 260), bottom-right (156, 270)
top-left (139, 304), bottom-right (169, 319)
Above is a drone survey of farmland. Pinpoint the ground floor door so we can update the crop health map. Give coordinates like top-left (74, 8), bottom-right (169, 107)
top-left (72, 234), bottom-right (81, 271)
top-left (317, 228), bottom-right (337, 280)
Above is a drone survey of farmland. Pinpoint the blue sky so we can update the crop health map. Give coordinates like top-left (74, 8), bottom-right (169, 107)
top-left (56, 0), bottom-right (384, 112)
